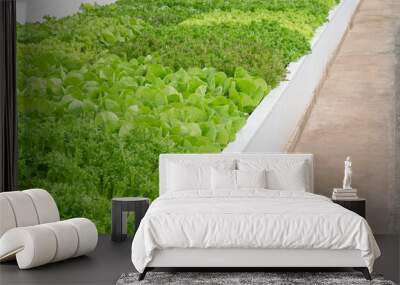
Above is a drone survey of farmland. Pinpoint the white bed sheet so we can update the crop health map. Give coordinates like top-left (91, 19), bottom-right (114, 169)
top-left (131, 190), bottom-right (380, 273)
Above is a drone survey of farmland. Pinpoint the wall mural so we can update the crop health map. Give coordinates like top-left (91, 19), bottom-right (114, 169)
top-left (17, 0), bottom-right (338, 233)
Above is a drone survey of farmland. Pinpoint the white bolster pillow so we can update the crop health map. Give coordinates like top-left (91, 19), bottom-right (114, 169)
top-left (64, 218), bottom-right (98, 257)
top-left (42, 221), bottom-right (79, 262)
top-left (0, 218), bottom-right (97, 269)
top-left (0, 189), bottom-right (60, 238)
top-left (0, 196), bottom-right (17, 237)
top-left (23, 189), bottom-right (60, 224)
top-left (0, 226), bottom-right (57, 269)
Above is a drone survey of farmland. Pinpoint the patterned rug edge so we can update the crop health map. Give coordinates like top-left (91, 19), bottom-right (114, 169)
top-left (116, 271), bottom-right (397, 285)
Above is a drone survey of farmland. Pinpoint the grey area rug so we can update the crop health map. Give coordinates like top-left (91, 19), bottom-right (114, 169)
top-left (116, 272), bottom-right (396, 285)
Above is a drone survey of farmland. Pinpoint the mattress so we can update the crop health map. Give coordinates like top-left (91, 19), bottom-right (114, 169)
top-left (131, 190), bottom-right (380, 273)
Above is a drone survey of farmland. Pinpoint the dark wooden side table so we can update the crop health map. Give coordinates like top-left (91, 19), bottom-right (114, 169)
top-left (332, 198), bottom-right (366, 218)
top-left (112, 197), bottom-right (150, 242)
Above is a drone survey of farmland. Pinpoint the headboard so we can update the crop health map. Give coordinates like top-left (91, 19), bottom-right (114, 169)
top-left (159, 153), bottom-right (314, 195)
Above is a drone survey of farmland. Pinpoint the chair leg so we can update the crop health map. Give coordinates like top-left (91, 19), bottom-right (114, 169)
top-left (138, 268), bottom-right (148, 281)
top-left (354, 267), bottom-right (372, 280)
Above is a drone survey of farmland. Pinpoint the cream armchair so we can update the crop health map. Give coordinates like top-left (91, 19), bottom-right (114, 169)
top-left (0, 189), bottom-right (98, 269)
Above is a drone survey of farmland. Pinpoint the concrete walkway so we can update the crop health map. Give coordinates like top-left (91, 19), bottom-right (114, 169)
top-left (293, 0), bottom-right (400, 234)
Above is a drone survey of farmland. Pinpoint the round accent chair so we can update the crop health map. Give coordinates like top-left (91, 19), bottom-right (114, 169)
top-left (0, 189), bottom-right (98, 269)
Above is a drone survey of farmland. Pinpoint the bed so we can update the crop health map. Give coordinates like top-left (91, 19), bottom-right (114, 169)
top-left (131, 153), bottom-right (380, 280)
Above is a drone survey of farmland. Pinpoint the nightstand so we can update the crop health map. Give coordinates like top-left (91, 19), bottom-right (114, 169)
top-left (332, 198), bottom-right (366, 218)
top-left (111, 197), bottom-right (150, 242)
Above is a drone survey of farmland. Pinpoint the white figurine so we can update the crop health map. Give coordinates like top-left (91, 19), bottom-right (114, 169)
top-left (343, 156), bottom-right (352, 190)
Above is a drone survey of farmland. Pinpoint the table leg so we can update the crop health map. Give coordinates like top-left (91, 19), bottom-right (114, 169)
top-left (112, 202), bottom-right (125, 242)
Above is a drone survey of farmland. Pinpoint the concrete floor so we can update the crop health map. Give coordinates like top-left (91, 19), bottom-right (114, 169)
top-left (0, 236), bottom-right (134, 285)
top-left (294, 0), bottom-right (400, 234)
top-left (0, 235), bottom-right (398, 285)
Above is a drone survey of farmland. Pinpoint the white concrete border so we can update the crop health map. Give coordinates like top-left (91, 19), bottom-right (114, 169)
top-left (224, 0), bottom-right (360, 153)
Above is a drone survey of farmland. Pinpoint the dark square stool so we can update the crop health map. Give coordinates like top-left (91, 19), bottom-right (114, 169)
top-left (111, 197), bottom-right (150, 242)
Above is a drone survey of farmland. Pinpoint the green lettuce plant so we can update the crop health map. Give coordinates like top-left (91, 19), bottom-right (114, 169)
top-left (17, 0), bottom-right (338, 233)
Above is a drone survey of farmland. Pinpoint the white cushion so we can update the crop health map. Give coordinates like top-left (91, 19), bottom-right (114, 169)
top-left (165, 158), bottom-right (235, 192)
top-left (160, 154), bottom-right (313, 194)
top-left (0, 226), bottom-right (57, 269)
top-left (42, 221), bottom-right (79, 262)
top-left (0, 191), bottom-right (39, 227)
top-left (0, 218), bottom-right (97, 269)
top-left (64, 218), bottom-right (98, 257)
top-left (238, 159), bottom-right (309, 191)
top-left (211, 168), bottom-right (237, 190)
top-left (0, 196), bottom-right (16, 237)
top-left (236, 169), bottom-right (267, 189)
top-left (0, 189), bottom-right (98, 269)
top-left (168, 163), bottom-right (211, 191)
top-left (24, 189), bottom-right (60, 224)
top-left (211, 169), bottom-right (268, 190)
top-left (0, 189), bottom-right (60, 237)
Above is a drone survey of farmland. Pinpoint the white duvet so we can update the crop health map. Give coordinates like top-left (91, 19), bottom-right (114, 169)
top-left (131, 190), bottom-right (380, 273)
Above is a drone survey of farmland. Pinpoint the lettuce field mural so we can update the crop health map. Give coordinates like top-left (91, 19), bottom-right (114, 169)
top-left (17, 0), bottom-right (338, 233)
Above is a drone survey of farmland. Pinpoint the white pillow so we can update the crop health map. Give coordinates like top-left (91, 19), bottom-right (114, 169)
top-left (167, 159), bottom-right (236, 192)
top-left (211, 169), bottom-right (268, 190)
top-left (236, 169), bottom-right (267, 189)
top-left (167, 163), bottom-right (211, 191)
top-left (237, 159), bottom-right (309, 191)
top-left (266, 165), bottom-right (307, 191)
top-left (211, 168), bottom-right (236, 190)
